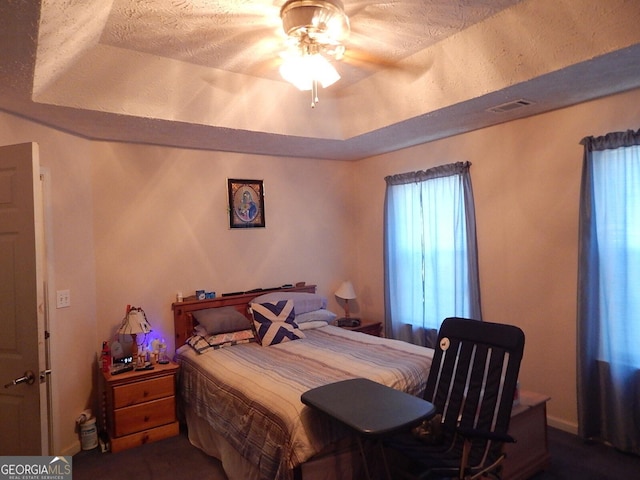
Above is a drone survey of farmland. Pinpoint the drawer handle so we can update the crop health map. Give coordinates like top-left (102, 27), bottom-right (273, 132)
top-left (144, 415), bottom-right (150, 422)
top-left (141, 433), bottom-right (149, 444)
top-left (143, 390), bottom-right (149, 397)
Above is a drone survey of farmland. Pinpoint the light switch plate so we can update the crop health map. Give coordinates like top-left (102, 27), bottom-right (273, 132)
top-left (56, 289), bottom-right (70, 308)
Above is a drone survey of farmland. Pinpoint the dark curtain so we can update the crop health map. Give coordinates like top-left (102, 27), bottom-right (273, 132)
top-left (577, 128), bottom-right (640, 455)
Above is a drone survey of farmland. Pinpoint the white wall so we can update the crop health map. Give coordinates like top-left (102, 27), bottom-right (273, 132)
top-left (90, 142), bottom-right (358, 355)
top-left (353, 87), bottom-right (640, 432)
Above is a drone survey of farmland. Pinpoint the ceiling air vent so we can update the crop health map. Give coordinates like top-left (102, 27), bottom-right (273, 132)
top-left (487, 99), bottom-right (535, 113)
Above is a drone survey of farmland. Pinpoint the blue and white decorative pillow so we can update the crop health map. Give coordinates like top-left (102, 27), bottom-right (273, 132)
top-left (250, 300), bottom-right (305, 346)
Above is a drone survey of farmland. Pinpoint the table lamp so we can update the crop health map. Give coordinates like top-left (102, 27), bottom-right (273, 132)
top-left (335, 281), bottom-right (358, 321)
top-left (117, 307), bottom-right (152, 359)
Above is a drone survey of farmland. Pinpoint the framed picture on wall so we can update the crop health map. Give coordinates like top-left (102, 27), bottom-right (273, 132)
top-left (228, 178), bottom-right (265, 229)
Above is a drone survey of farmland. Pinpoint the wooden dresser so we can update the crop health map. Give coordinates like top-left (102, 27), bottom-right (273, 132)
top-left (102, 362), bottom-right (179, 453)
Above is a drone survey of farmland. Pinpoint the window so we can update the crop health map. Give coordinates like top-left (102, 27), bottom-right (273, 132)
top-left (590, 146), bottom-right (640, 366)
top-left (384, 162), bottom-right (482, 346)
top-left (577, 128), bottom-right (640, 455)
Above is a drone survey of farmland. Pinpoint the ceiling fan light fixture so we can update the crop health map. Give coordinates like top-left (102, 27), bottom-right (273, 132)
top-left (279, 53), bottom-right (340, 91)
top-left (279, 0), bottom-right (349, 107)
top-left (280, 0), bottom-right (350, 44)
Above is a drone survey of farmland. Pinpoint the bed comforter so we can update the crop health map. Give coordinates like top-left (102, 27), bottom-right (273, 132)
top-left (176, 324), bottom-right (433, 480)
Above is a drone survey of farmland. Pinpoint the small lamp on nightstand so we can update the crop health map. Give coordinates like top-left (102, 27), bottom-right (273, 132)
top-left (335, 281), bottom-right (360, 326)
top-left (118, 307), bottom-right (152, 359)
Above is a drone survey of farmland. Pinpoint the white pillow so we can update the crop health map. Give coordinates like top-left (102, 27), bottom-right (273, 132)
top-left (251, 292), bottom-right (327, 315)
top-left (295, 309), bottom-right (337, 324)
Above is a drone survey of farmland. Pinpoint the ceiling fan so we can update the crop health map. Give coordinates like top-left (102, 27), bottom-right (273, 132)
top-left (101, 1), bottom-right (521, 108)
top-left (275, 0), bottom-right (430, 107)
top-left (277, 0), bottom-right (352, 107)
top-left (101, 0), bottom-right (429, 107)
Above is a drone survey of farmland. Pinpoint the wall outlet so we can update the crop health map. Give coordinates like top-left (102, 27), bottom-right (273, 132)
top-left (56, 289), bottom-right (71, 308)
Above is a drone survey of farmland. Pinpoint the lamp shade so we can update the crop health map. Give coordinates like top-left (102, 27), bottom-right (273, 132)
top-left (118, 308), bottom-right (152, 336)
top-left (335, 281), bottom-right (356, 300)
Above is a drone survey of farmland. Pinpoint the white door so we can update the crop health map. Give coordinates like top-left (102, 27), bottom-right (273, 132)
top-left (0, 142), bottom-right (47, 455)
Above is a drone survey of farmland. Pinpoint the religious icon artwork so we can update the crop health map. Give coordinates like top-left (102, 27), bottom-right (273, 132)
top-left (228, 179), bottom-right (265, 228)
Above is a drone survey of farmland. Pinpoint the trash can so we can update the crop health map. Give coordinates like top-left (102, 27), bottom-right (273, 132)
top-left (79, 416), bottom-right (98, 450)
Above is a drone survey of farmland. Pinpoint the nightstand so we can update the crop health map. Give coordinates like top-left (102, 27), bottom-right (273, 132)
top-left (340, 320), bottom-right (382, 337)
top-left (102, 362), bottom-right (180, 453)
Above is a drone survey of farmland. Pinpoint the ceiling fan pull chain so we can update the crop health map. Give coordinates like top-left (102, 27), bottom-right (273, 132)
top-left (311, 80), bottom-right (318, 108)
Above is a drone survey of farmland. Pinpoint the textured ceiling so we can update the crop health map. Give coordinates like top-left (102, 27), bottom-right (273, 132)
top-left (1, 0), bottom-right (640, 160)
top-left (98, 0), bottom-right (521, 85)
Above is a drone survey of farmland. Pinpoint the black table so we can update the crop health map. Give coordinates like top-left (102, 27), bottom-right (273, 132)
top-left (301, 378), bottom-right (436, 479)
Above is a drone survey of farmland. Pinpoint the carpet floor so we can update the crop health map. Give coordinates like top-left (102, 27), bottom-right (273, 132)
top-left (73, 426), bottom-right (640, 479)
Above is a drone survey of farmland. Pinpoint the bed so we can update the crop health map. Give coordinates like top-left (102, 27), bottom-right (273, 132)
top-left (172, 285), bottom-right (434, 480)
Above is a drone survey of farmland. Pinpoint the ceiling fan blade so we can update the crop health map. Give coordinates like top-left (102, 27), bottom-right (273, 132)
top-left (201, 55), bottom-right (284, 87)
top-left (338, 48), bottom-right (430, 85)
top-left (343, 0), bottom-right (476, 61)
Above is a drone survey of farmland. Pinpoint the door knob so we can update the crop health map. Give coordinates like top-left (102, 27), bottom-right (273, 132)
top-left (4, 370), bottom-right (36, 388)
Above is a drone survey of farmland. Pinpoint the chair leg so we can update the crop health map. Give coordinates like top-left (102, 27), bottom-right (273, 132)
top-left (459, 438), bottom-right (472, 479)
top-left (357, 436), bottom-right (373, 480)
top-left (379, 440), bottom-right (392, 480)
top-left (356, 436), bottom-right (394, 480)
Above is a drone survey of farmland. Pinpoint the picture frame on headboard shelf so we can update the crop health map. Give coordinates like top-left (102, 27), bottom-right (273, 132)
top-left (228, 178), bottom-right (265, 229)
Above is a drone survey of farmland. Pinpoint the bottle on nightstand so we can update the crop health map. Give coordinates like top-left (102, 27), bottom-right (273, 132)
top-left (101, 341), bottom-right (111, 372)
top-left (158, 339), bottom-right (169, 364)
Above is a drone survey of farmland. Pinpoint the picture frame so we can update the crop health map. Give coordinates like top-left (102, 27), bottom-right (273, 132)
top-left (228, 178), bottom-right (265, 229)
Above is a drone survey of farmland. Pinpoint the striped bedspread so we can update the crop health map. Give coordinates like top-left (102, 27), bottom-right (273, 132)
top-left (176, 324), bottom-right (433, 480)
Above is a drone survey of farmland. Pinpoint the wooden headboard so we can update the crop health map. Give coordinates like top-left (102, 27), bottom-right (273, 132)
top-left (171, 284), bottom-right (317, 348)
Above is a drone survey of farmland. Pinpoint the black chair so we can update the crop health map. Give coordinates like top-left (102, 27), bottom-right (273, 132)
top-left (384, 317), bottom-right (525, 480)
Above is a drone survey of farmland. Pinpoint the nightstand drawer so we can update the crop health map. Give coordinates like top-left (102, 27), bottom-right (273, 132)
top-left (113, 396), bottom-right (176, 436)
top-left (110, 421), bottom-right (179, 453)
top-left (113, 375), bottom-right (174, 408)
